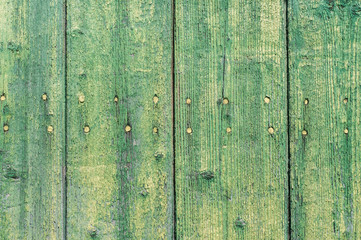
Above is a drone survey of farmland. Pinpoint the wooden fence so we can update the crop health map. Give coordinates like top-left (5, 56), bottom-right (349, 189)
top-left (1, 0), bottom-right (360, 239)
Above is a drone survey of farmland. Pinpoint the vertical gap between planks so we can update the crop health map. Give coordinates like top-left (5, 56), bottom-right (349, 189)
top-left (285, 0), bottom-right (291, 239)
top-left (172, 0), bottom-right (177, 239)
top-left (63, 0), bottom-right (68, 239)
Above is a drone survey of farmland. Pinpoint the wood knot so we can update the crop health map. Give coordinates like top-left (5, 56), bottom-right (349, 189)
top-left (154, 153), bottom-right (164, 161)
top-left (235, 217), bottom-right (246, 229)
top-left (4, 167), bottom-right (19, 179)
top-left (87, 227), bottom-right (98, 238)
top-left (139, 188), bottom-right (149, 197)
top-left (200, 170), bottom-right (214, 180)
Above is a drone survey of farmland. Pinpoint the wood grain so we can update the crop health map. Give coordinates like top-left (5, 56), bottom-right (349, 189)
top-left (0, 0), bottom-right (65, 239)
top-left (66, 0), bottom-right (173, 239)
top-left (175, 0), bottom-right (288, 239)
top-left (289, 0), bottom-right (361, 239)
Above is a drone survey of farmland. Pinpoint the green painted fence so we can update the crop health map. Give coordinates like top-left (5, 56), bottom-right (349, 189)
top-left (0, 0), bottom-right (360, 239)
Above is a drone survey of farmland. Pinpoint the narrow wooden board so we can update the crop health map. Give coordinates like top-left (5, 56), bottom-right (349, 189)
top-left (175, 0), bottom-right (288, 239)
top-left (0, 0), bottom-right (65, 239)
top-left (66, 0), bottom-right (173, 239)
top-left (289, 0), bottom-right (361, 239)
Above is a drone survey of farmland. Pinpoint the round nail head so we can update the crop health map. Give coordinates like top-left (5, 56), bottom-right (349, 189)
top-left (3, 125), bottom-right (9, 132)
top-left (153, 127), bottom-right (158, 133)
top-left (264, 97), bottom-right (270, 104)
top-left (343, 98), bottom-right (348, 104)
top-left (125, 125), bottom-right (131, 132)
top-left (186, 98), bottom-right (191, 105)
top-left (302, 130), bottom-right (308, 136)
top-left (47, 125), bottom-right (53, 133)
top-left (268, 127), bottom-right (274, 135)
top-left (42, 94), bottom-right (47, 101)
top-left (304, 99), bottom-right (309, 105)
top-left (223, 98), bottom-right (229, 105)
top-left (1, 95), bottom-right (5, 101)
top-left (344, 128), bottom-right (349, 134)
top-left (226, 127), bottom-right (232, 133)
top-left (186, 128), bottom-right (192, 134)
top-left (114, 96), bottom-right (119, 103)
top-left (153, 96), bottom-right (159, 104)
top-left (84, 126), bottom-right (90, 133)
top-left (79, 95), bottom-right (85, 103)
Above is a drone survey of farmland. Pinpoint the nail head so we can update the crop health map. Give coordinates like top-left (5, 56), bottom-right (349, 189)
top-left (47, 125), bottom-right (53, 133)
top-left (226, 127), bottom-right (232, 133)
top-left (186, 98), bottom-right (191, 105)
top-left (186, 127), bottom-right (192, 134)
top-left (223, 98), bottom-right (229, 105)
top-left (84, 126), bottom-right (90, 133)
top-left (304, 99), bottom-right (309, 105)
top-left (42, 93), bottom-right (47, 101)
top-left (302, 130), bottom-right (308, 136)
top-left (153, 127), bottom-right (158, 133)
top-left (268, 127), bottom-right (274, 135)
top-left (344, 128), bottom-right (349, 134)
top-left (79, 95), bottom-right (85, 103)
top-left (125, 125), bottom-right (131, 132)
top-left (153, 96), bottom-right (159, 104)
top-left (343, 98), bottom-right (348, 104)
top-left (1, 95), bottom-right (5, 101)
top-left (264, 96), bottom-right (270, 104)
top-left (114, 96), bottom-right (119, 103)
top-left (3, 125), bottom-right (9, 132)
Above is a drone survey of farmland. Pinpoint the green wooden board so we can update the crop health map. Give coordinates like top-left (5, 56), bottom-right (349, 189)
top-left (289, 0), bottom-right (361, 239)
top-left (66, 0), bottom-right (173, 239)
top-left (0, 0), bottom-right (65, 239)
top-left (175, 0), bottom-right (288, 239)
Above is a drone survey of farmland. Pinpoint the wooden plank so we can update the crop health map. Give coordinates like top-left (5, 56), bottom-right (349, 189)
top-left (175, 0), bottom-right (288, 239)
top-left (0, 0), bottom-right (65, 239)
top-left (289, 0), bottom-right (361, 239)
top-left (66, 0), bottom-right (173, 239)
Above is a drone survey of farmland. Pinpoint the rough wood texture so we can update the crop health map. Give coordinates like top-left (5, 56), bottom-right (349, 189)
top-left (289, 0), bottom-right (361, 239)
top-left (0, 0), bottom-right (65, 239)
top-left (66, 0), bottom-right (173, 239)
top-left (175, 0), bottom-right (288, 239)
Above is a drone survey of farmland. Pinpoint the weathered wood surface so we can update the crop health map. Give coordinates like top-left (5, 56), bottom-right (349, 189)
top-left (289, 0), bottom-right (361, 239)
top-left (3, 0), bottom-right (361, 239)
top-left (0, 0), bottom-right (65, 239)
top-left (175, 0), bottom-right (288, 239)
top-left (66, 0), bottom-right (173, 239)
